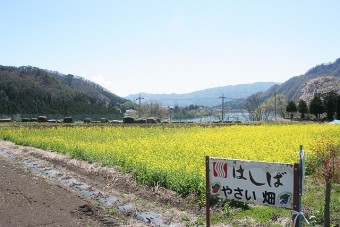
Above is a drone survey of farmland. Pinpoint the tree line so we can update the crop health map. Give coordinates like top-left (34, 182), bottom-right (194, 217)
top-left (286, 91), bottom-right (340, 121)
top-left (244, 90), bottom-right (340, 122)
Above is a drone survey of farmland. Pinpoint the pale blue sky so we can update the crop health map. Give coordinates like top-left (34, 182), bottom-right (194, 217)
top-left (1, 1), bottom-right (339, 97)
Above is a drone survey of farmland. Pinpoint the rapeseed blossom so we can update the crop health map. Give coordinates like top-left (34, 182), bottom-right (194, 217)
top-left (0, 124), bottom-right (338, 196)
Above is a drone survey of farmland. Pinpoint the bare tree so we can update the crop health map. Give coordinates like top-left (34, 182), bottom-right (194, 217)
top-left (140, 100), bottom-right (167, 120)
top-left (244, 93), bottom-right (288, 121)
top-left (243, 92), bottom-right (264, 121)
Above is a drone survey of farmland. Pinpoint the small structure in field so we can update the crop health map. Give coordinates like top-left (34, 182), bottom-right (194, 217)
top-left (146, 117), bottom-right (160, 124)
top-left (63, 117), bottom-right (74, 123)
top-left (84, 118), bottom-right (91, 123)
top-left (111, 120), bottom-right (122, 124)
top-left (47, 119), bottom-right (57, 123)
top-left (100, 118), bottom-right (109, 123)
top-left (123, 116), bottom-right (135, 124)
top-left (38, 116), bottom-right (48, 122)
top-left (0, 118), bottom-right (12, 122)
top-left (135, 118), bottom-right (147, 123)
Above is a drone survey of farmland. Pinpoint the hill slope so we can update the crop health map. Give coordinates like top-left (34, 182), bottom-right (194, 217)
top-left (126, 82), bottom-right (278, 107)
top-left (260, 58), bottom-right (340, 102)
top-left (0, 65), bottom-right (127, 115)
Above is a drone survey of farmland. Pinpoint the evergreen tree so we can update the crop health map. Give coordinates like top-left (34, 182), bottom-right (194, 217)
top-left (323, 91), bottom-right (337, 121)
top-left (286, 101), bottom-right (297, 118)
top-left (297, 100), bottom-right (308, 119)
top-left (336, 94), bottom-right (340, 120)
top-left (309, 96), bottom-right (325, 120)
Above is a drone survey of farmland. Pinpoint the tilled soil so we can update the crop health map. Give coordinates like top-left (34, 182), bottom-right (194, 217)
top-left (0, 140), bottom-right (203, 227)
top-left (0, 157), bottom-right (119, 227)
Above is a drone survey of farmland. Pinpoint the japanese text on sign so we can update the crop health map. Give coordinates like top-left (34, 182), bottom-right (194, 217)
top-left (209, 158), bottom-right (294, 208)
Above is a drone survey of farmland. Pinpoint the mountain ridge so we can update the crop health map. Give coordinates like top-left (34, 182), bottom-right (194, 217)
top-left (126, 58), bottom-right (340, 109)
top-left (125, 82), bottom-right (278, 107)
top-left (259, 58), bottom-right (340, 102)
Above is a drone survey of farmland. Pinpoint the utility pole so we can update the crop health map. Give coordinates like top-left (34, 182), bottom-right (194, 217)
top-left (168, 106), bottom-right (174, 123)
top-left (219, 94), bottom-right (225, 122)
top-left (274, 92), bottom-right (277, 121)
top-left (179, 107), bottom-right (182, 123)
top-left (135, 94), bottom-right (144, 118)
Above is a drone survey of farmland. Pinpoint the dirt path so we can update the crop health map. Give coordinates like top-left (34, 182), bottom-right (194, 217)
top-left (0, 140), bottom-right (204, 227)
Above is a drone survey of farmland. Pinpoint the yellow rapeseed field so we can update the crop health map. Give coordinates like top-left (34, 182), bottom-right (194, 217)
top-left (0, 123), bottom-right (339, 195)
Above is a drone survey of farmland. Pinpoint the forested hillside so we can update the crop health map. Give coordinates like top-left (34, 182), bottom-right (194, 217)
top-left (0, 66), bottom-right (127, 115)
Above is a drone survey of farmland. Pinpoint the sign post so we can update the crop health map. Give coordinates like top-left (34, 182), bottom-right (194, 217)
top-left (293, 163), bottom-right (300, 226)
top-left (293, 145), bottom-right (306, 227)
top-left (205, 156), bottom-right (211, 227)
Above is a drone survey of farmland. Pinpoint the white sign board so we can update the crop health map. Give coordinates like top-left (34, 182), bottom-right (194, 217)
top-left (209, 157), bottom-right (294, 209)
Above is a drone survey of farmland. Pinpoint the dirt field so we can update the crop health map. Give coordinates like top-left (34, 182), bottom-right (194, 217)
top-left (0, 157), bottom-right (118, 226)
top-left (0, 140), bottom-right (203, 227)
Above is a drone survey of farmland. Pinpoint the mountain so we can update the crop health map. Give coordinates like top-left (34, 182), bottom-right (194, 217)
top-left (259, 58), bottom-right (340, 102)
top-left (0, 65), bottom-right (127, 115)
top-left (125, 82), bottom-right (278, 107)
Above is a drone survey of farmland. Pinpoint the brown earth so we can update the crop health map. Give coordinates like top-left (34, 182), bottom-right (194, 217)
top-left (0, 140), bottom-right (204, 227)
top-left (0, 157), bottom-right (120, 227)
